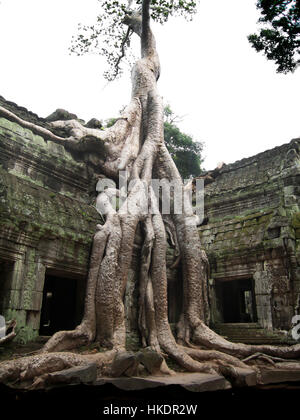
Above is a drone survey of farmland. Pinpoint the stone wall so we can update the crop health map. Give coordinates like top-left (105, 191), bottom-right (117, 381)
top-left (0, 97), bottom-right (101, 342)
top-left (198, 138), bottom-right (300, 342)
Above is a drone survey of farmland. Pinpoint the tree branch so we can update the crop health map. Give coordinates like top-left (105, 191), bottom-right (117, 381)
top-left (141, 0), bottom-right (157, 59)
top-left (113, 27), bottom-right (133, 79)
top-left (142, 0), bottom-right (151, 39)
top-left (0, 106), bottom-right (71, 145)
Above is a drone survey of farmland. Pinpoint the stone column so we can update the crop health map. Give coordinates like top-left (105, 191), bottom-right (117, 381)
top-left (208, 278), bottom-right (223, 324)
top-left (1, 255), bottom-right (26, 340)
top-left (1, 248), bottom-right (46, 343)
top-left (253, 268), bottom-right (273, 330)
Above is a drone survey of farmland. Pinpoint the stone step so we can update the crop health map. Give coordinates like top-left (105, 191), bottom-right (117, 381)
top-left (215, 335), bottom-right (289, 344)
top-left (214, 323), bottom-right (261, 329)
top-left (212, 323), bottom-right (291, 344)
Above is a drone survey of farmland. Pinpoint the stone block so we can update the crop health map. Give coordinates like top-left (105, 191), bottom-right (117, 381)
top-left (227, 367), bottom-right (257, 387)
top-left (136, 348), bottom-right (164, 374)
top-left (254, 270), bottom-right (273, 294)
top-left (26, 310), bottom-right (41, 330)
top-left (21, 290), bottom-right (43, 311)
top-left (46, 363), bottom-right (97, 386)
top-left (1, 289), bottom-right (22, 310)
top-left (35, 261), bottom-right (46, 292)
top-left (255, 299), bottom-right (273, 330)
top-left (11, 265), bottom-right (26, 291)
top-left (111, 352), bottom-right (139, 377)
top-left (259, 368), bottom-right (300, 385)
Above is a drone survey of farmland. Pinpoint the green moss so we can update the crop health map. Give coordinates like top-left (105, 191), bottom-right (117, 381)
top-left (15, 326), bottom-right (39, 344)
top-left (0, 309), bottom-right (38, 344)
top-left (208, 209), bottom-right (273, 225)
top-left (8, 169), bottom-right (44, 187)
top-left (199, 209), bottom-right (274, 257)
top-left (291, 212), bottom-right (300, 229)
top-left (22, 250), bottom-right (37, 310)
top-left (0, 118), bottom-right (84, 168)
top-left (0, 167), bottom-right (99, 246)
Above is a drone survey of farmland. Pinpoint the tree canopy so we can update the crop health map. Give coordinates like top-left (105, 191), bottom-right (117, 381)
top-left (70, 0), bottom-right (198, 80)
top-left (163, 106), bottom-right (203, 179)
top-left (71, 0), bottom-right (300, 77)
top-left (248, 0), bottom-right (300, 73)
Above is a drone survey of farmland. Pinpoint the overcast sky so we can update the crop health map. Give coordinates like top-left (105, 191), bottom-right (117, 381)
top-left (0, 0), bottom-right (299, 170)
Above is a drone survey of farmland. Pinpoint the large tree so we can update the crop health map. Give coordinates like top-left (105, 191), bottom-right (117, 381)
top-left (248, 0), bottom-right (300, 73)
top-left (105, 105), bottom-right (204, 179)
top-left (1, 0), bottom-right (300, 388)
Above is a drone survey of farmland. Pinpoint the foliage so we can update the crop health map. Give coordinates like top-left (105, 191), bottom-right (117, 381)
top-left (248, 0), bottom-right (300, 73)
top-left (70, 0), bottom-right (198, 80)
top-left (163, 107), bottom-right (203, 179)
top-left (291, 212), bottom-right (300, 229)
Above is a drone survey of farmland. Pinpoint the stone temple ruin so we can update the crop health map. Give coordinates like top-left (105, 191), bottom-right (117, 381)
top-left (0, 96), bottom-right (299, 346)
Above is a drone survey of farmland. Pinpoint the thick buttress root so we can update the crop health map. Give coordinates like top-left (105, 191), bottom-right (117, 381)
top-left (1, 0), bottom-right (300, 389)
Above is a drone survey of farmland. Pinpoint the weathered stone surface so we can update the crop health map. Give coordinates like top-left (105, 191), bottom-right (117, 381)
top-left (213, 323), bottom-right (290, 345)
top-left (46, 362), bottom-right (97, 385)
top-left (85, 118), bottom-right (102, 129)
top-left (136, 348), bottom-right (164, 374)
top-left (45, 109), bottom-right (78, 122)
top-left (111, 352), bottom-right (139, 377)
top-left (195, 138), bottom-right (300, 342)
top-left (97, 372), bottom-right (232, 393)
top-left (0, 97), bottom-right (103, 342)
top-left (227, 367), bottom-right (257, 387)
top-left (259, 368), bottom-right (300, 385)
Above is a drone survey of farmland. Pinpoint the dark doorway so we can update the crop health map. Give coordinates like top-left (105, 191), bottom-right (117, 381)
top-left (167, 266), bottom-right (183, 324)
top-left (0, 260), bottom-right (15, 314)
top-left (39, 274), bottom-right (84, 336)
top-left (216, 278), bottom-right (257, 323)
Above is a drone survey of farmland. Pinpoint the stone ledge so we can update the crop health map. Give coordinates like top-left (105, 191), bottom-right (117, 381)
top-left (95, 372), bottom-right (231, 393)
top-left (259, 369), bottom-right (300, 385)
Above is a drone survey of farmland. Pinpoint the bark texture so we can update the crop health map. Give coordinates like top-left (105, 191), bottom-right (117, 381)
top-left (1, 0), bottom-right (300, 388)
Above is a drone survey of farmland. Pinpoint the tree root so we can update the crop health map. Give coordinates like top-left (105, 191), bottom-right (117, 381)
top-left (0, 350), bottom-right (118, 388)
top-left (0, 347), bottom-right (177, 388)
top-left (0, 320), bottom-right (17, 345)
top-left (242, 352), bottom-right (292, 366)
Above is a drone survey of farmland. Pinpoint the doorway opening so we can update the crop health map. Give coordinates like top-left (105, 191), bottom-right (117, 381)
top-left (0, 260), bottom-right (15, 314)
top-left (167, 266), bottom-right (183, 324)
top-left (39, 272), bottom-right (85, 336)
top-left (216, 278), bottom-right (257, 323)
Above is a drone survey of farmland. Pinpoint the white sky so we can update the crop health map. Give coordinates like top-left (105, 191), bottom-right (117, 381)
top-left (0, 0), bottom-right (299, 170)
